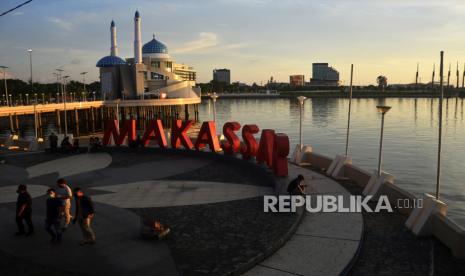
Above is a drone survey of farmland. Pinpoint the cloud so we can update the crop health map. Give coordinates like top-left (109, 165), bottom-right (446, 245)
top-left (47, 17), bottom-right (73, 31)
top-left (173, 32), bottom-right (219, 53)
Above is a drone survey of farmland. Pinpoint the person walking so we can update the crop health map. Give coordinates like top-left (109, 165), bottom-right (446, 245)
top-left (73, 188), bottom-right (95, 245)
top-left (15, 184), bottom-right (34, 236)
top-left (45, 188), bottom-right (63, 243)
top-left (56, 178), bottom-right (73, 230)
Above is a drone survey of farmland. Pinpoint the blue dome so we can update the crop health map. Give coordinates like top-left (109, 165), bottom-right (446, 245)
top-left (142, 35), bottom-right (168, 54)
top-left (96, 55), bottom-right (126, 67)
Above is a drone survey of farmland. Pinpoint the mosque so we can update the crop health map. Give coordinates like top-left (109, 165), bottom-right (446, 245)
top-left (96, 11), bottom-right (200, 100)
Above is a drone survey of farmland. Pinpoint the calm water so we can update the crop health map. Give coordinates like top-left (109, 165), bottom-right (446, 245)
top-left (199, 97), bottom-right (465, 226)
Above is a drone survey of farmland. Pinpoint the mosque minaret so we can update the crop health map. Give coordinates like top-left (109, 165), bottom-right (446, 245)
top-left (134, 11), bottom-right (142, 64)
top-left (110, 20), bottom-right (118, 56)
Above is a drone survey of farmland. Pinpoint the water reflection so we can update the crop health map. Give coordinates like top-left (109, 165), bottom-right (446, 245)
top-left (197, 97), bottom-right (465, 226)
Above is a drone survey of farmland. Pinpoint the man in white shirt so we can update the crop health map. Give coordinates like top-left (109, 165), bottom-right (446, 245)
top-left (56, 178), bottom-right (73, 230)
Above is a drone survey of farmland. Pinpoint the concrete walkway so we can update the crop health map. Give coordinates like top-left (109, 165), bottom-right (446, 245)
top-left (91, 180), bottom-right (273, 208)
top-left (245, 164), bottom-right (363, 276)
top-left (0, 202), bottom-right (178, 276)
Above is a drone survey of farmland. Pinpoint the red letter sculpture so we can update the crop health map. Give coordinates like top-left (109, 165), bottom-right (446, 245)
top-left (195, 121), bottom-right (221, 152)
top-left (240, 124), bottom-right (259, 159)
top-left (273, 133), bottom-right (289, 176)
top-left (141, 119), bottom-right (167, 148)
top-left (117, 120), bottom-right (137, 146)
top-left (171, 120), bottom-right (194, 149)
top-left (221, 122), bottom-right (241, 154)
top-left (102, 119), bottom-right (136, 146)
top-left (102, 119), bottom-right (120, 146)
top-left (256, 129), bottom-right (275, 168)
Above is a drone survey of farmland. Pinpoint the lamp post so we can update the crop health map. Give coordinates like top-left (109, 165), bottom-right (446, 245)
top-left (81, 72), bottom-right (87, 102)
top-left (210, 92), bottom-right (218, 122)
top-left (25, 93), bottom-right (29, 105)
top-left (63, 75), bottom-right (69, 136)
top-left (93, 91), bottom-right (96, 101)
top-left (34, 93), bottom-right (37, 104)
top-left (27, 49), bottom-right (33, 99)
top-left (436, 51), bottom-right (445, 200)
top-left (297, 96), bottom-right (306, 149)
top-left (345, 64), bottom-right (354, 156)
top-left (0, 66), bottom-right (9, 106)
top-left (376, 105), bottom-right (391, 176)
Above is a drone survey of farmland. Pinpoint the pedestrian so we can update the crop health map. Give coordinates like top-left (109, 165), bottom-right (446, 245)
top-left (45, 188), bottom-right (62, 243)
top-left (49, 132), bottom-right (58, 153)
top-left (73, 188), bottom-right (96, 245)
top-left (56, 178), bottom-right (73, 230)
top-left (287, 174), bottom-right (307, 195)
top-left (15, 184), bottom-right (34, 236)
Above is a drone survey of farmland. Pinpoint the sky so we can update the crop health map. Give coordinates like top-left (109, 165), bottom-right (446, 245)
top-left (1, 0), bottom-right (465, 85)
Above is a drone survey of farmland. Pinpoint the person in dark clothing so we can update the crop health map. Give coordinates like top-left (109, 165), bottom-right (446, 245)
top-left (45, 188), bottom-right (62, 243)
top-left (73, 138), bottom-right (80, 153)
top-left (15, 184), bottom-right (34, 236)
top-left (49, 132), bottom-right (58, 153)
top-left (287, 174), bottom-right (306, 195)
top-left (61, 136), bottom-right (72, 152)
top-left (73, 188), bottom-right (95, 245)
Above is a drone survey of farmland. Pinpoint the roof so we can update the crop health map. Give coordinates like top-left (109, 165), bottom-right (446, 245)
top-left (142, 35), bottom-right (168, 54)
top-left (96, 55), bottom-right (126, 67)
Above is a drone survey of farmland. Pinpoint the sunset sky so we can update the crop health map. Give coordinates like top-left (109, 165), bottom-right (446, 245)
top-left (1, 0), bottom-right (465, 85)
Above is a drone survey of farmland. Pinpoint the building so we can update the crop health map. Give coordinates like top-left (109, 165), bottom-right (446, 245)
top-left (310, 63), bottom-right (340, 86)
top-left (96, 11), bottom-right (200, 100)
top-left (213, 69), bottom-right (231, 84)
top-left (289, 75), bottom-right (305, 87)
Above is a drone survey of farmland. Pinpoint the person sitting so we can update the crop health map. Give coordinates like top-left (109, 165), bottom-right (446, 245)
top-left (93, 137), bottom-right (102, 150)
top-left (88, 137), bottom-right (95, 153)
top-left (287, 174), bottom-right (307, 195)
top-left (61, 136), bottom-right (72, 153)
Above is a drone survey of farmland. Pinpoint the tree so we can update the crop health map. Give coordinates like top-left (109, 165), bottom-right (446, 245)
top-left (377, 75), bottom-right (387, 92)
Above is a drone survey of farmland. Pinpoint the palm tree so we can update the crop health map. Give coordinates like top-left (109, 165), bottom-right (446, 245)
top-left (377, 75), bottom-right (388, 92)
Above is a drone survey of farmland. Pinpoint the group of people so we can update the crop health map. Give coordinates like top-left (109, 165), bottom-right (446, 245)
top-left (48, 133), bottom-right (103, 153)
top-left (15, 179), bottom-right (96, 245)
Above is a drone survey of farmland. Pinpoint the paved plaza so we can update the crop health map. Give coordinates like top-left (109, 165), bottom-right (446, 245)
top-left (0, 148), bottom-right (363, 275)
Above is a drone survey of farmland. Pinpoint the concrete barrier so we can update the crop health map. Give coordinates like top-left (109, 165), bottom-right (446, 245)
top-left (303, 151), bottom-right (465, 260)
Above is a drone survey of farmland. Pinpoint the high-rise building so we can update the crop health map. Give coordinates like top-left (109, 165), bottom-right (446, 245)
top-left (213, 69), bottom-right (231, 84)
top-left (310, 63), bottom-right (340, 86)
top-left (289, 75), bottom-right (305, 86)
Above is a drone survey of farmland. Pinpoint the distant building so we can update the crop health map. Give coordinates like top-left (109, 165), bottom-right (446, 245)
top-left (289, 75), bottom-right (305, 86)
top-left (96, 11), bottom-right (199, 100)
top-left (310, 63), bottom-right (340, 86)
top-left (213, 69), bottom-right (231, 84)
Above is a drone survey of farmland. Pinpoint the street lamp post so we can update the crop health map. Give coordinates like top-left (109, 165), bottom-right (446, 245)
top-left (81, 72), bottom-right (88, 102)
top-left (436, 51), bottom-right (445, 200)
top-left (93, 91), bottom-right (96, 101)
top-left (376, 105), bottom-right (391, 176)
top-left (0, 66), bottom-right (9, 106)
top-left (25, 93), bottom-right (29, 105)
top-left (63, 75), bottom-right (69, 136)
top-left (34, 93), bottom-right (37, 104)
top-left (210, 92), bottom-right (219, 121)
top-left (297, 96), bottom-right (306, 149)
top-left (345, 64), bottom-right (354, 156)
top-left (28, 49), bottom-right (33, 99)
